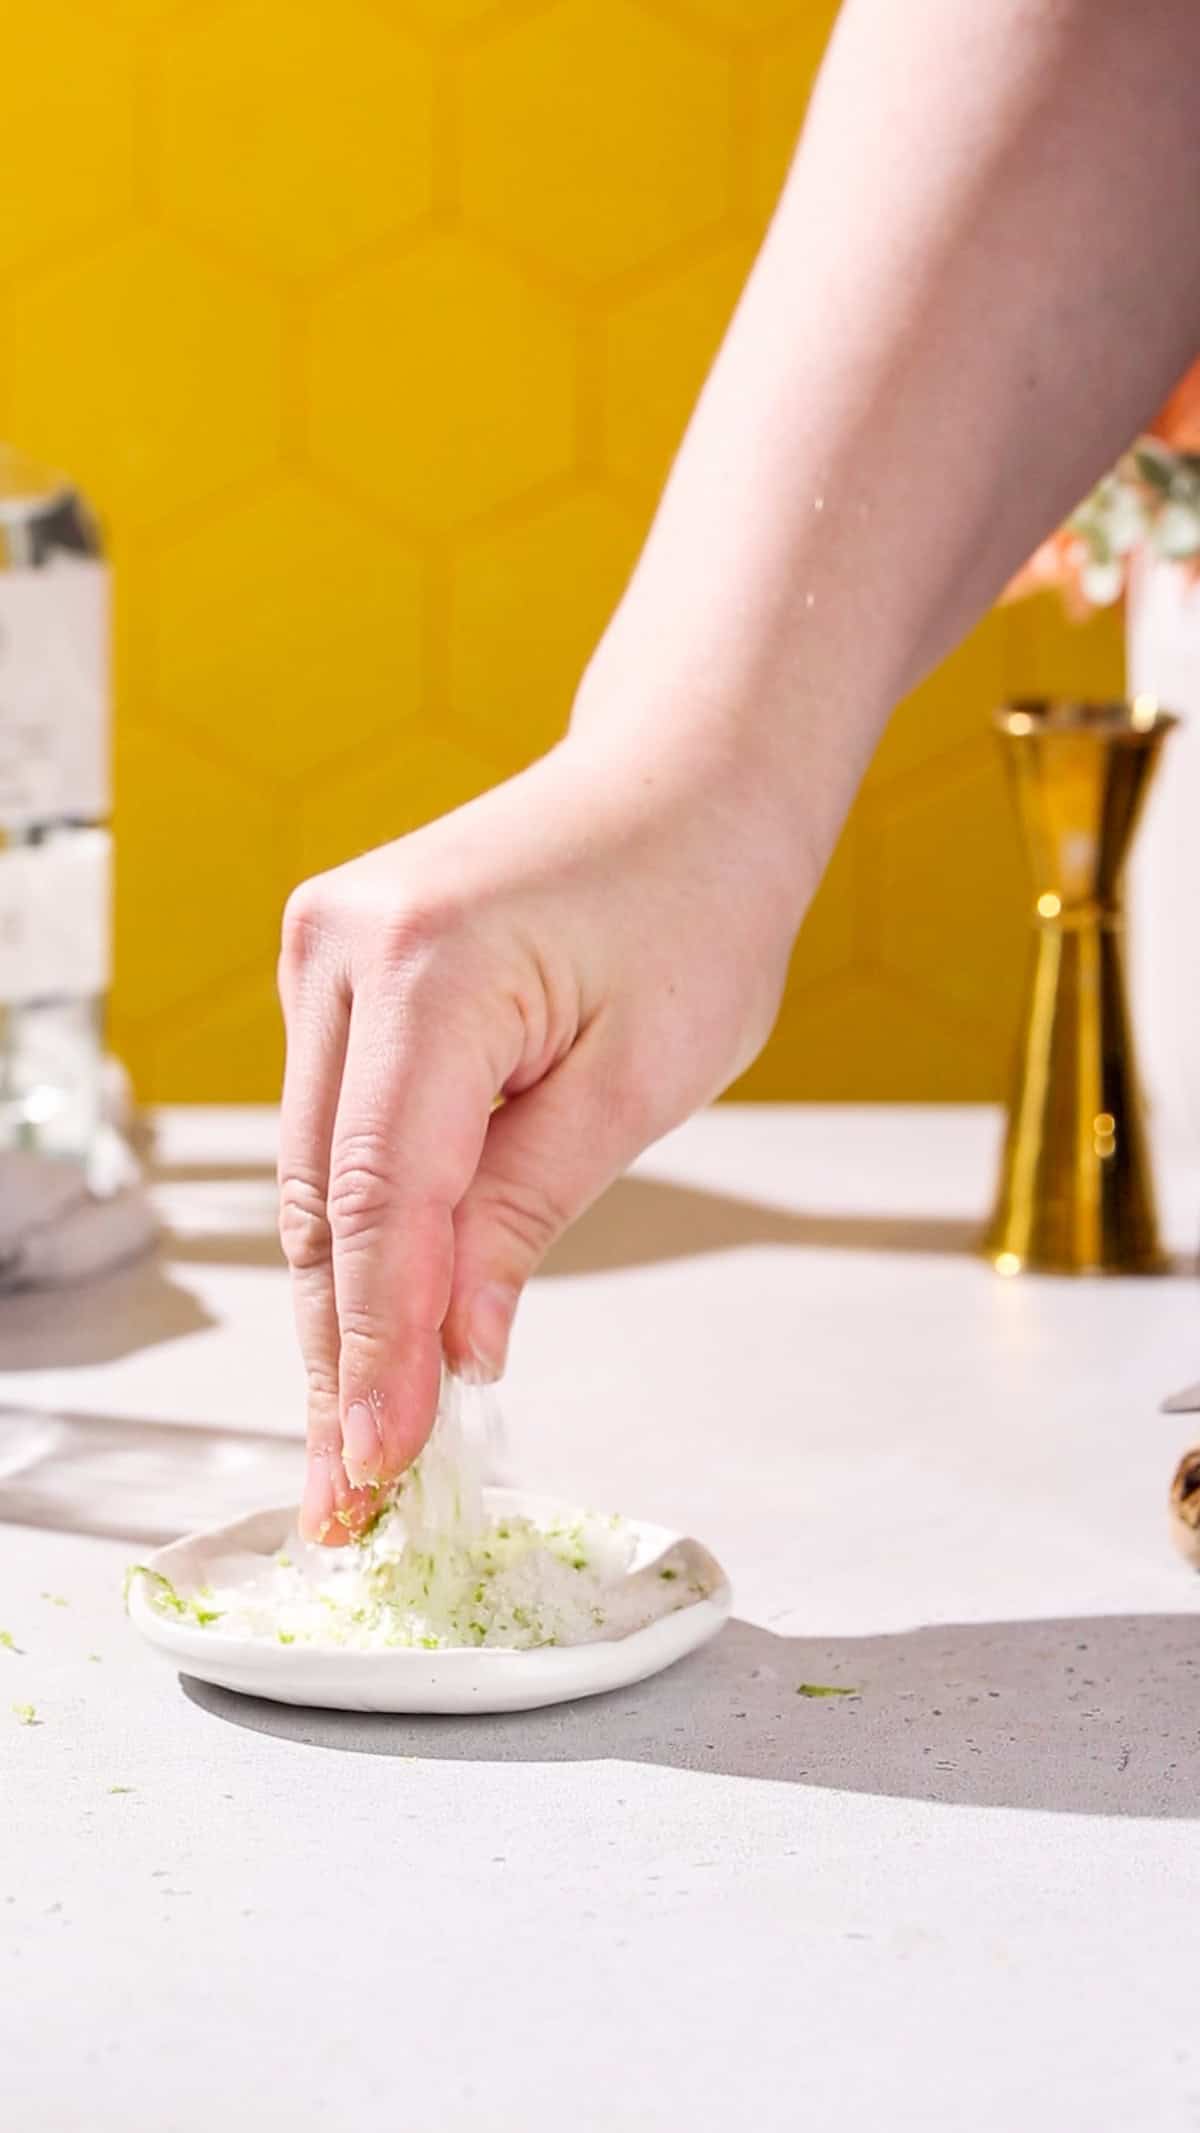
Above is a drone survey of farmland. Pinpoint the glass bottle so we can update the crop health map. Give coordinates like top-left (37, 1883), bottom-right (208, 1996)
top-left (0, 446), bottom-right (110, 1162)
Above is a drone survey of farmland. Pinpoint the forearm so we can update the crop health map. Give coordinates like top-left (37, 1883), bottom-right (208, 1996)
top-left (574, 0), bottom-right (1200, 900)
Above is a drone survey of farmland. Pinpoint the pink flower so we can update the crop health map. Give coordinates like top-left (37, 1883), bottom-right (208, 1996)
top-left (1148, 358), bottom-right (1200, 455)
top-left (1002, 529), bottom-right (1094, 618)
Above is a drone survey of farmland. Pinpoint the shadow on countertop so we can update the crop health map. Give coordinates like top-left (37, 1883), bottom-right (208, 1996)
top-left (162, 1173), bottom-right (977, 1277)
top-left (539, 1176), bottom-right (977, 1272)
top-left (0, 1253), bottom-right (213, 1369)
top-left (182, 1608), bottom-right (1200, 1818)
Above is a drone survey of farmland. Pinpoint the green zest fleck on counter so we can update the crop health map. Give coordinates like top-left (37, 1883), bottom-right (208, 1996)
top-left (796, 1683), bottom-right (859, 1698)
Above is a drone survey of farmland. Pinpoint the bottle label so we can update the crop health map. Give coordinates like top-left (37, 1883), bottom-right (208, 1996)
top-left (0, 556), bottom-right (109, 825)
top-left (0, 829), bottom-right (111, 1003)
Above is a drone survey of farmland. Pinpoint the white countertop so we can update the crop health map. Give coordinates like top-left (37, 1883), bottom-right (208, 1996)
top-left (3, 1105), bottom-right (1200, 2131)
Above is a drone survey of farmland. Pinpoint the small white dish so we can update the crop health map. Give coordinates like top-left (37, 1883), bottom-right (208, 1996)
top-left (128, 1488), bottom-right (732, 1714)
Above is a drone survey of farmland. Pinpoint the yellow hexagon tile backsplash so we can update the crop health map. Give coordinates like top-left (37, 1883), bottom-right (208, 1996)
top-left (150, 475), bottom-right (426, 781)
top-left (0, 8), bottom-right (138, 276)
top-left (0, 0), bottom-right (1120, 1103)
top-left (156, 1), bottom-right (437, 275)
top-left (449, 487), bottom-right (643, 762)
top-left (11, 228), bottom-right (285, 530)
top-left (459, 0), bottom-right (732, 283)
top-left (308, 233), bottom-right (578, 529)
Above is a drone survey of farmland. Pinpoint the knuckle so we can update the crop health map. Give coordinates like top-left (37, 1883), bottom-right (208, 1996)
top-left (327, 1138), bottom-right (397, 1244)
top-left (380, 900), bottom-right (440, 961)
top-left (279, 880), bottom-right (341, 993)
top-left (302, 1353), bottom-right (341, 1408)
top-left (478, 1173), bottom-right (572, 1263)
top-left (335, 1304), bottom-right (389, 1355)
top-left (373, 893), bottom-right (469, 987)
top-left (281, 880), bottom-right (327, 955)
top-left (278, 1170), bottom-right (333, 1272)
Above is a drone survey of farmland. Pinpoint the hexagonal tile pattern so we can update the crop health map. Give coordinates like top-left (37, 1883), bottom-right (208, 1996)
top-left (157, 2), bottom-right (435, 274)
top-left (151, 478), bottom-right (425, 781)
top-left (150, 969), bottom-right (285, 1105)
top-left (460, 0), bottom-right (731, 281)
top-left (732, 969), bottom-right (1000, 1103)
top-left (0, 0), bottom-right (1123, 1101)
top-left (308, 234), bottom-right (575, 528)
top-left (10, 231), bottom-right (283, 529)
top-left (0, 8), bottom-right (135, 275)
top-left (875, 741), bottom-right (1029, 1037)
top-left (114, 727), bottom-right (283, 1021)
top-left (101, 0), bottom-right (196, 19)
top-left (604, 238), bottom-right (755, 497)
top-left (646, 0), bottom-right (829, 31)
top-left (450, 488), bottom-right (643, 761)
top-left (1001, 592), bottom-right (1125, 703)
top-left (378, 0), bottom-right (509, 25)
top-left (291, 730), bottom-right (512, 883)
top-left (867, 610), bottom-right (1009, 791)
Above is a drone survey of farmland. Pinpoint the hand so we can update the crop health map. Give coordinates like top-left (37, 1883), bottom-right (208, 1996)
top-left (276, 730), bottom-right (802, 1543)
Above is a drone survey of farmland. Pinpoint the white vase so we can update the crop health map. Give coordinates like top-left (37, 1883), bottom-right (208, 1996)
top-left (1126, 556), bottom-right (1200, 1247)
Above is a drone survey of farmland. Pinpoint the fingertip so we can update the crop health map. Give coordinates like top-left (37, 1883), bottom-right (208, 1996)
top-left (341, 1399), bottom-right (383, 1488)
top-left (300, 1446), bottom-right (376, 1547)
top-left (347, 1334), bottom-right (446, 1485)
top-left (443, 1282), bottom-right (519, 1383)
top-left (465, 1281), bottom-right (519, 1381)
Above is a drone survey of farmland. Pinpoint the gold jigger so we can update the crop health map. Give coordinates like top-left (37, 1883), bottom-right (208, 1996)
top-left (983, 698), bottom-right (1176, 1276)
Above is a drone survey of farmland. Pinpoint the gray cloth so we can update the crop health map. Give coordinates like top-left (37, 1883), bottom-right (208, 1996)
top-left (0, 1127), bottom-right (156, 1292)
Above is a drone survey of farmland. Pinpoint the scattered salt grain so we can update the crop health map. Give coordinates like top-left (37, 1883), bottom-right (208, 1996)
top-left (136, 1377), bottom-right (705, 1654)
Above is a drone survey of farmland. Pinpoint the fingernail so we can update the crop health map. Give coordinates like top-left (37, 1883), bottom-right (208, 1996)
top-left (467, 1283), bottom-right (518, 1381)
top-left (342, 1400), bottom-right (382, 1486)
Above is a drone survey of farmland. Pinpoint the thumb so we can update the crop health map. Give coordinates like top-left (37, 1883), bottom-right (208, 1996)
top-left (443, 1035), bottom-right (639, 1379)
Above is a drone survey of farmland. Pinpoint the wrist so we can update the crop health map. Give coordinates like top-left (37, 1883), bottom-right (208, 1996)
top-left (561, 673), bottom-right (819, 964)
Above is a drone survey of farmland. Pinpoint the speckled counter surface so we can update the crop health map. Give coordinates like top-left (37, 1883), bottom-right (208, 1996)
top-left (3, 1106), bottom-right (1199, 2131)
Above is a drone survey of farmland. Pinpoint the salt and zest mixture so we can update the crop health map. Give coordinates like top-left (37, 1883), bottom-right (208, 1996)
top-left (131, 1378), bottom-right (709, 1653)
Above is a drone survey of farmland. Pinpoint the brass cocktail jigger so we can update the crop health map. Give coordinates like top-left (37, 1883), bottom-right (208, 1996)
top-left (983, 699), bottom-right (1176, 1276)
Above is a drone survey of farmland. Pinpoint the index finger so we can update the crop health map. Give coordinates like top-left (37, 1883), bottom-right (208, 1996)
top-left (325, 975), bottom-right (508, 1491)
top-left (277, 932), bottom-right (374, 1545)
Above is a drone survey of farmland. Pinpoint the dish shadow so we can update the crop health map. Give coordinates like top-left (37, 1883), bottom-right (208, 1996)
top-left (182, 1608), bottom-right (1200, 1818)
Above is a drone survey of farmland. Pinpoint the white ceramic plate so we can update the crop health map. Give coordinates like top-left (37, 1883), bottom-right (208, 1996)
top-left (128, 1488), bottom-right (732, 1714)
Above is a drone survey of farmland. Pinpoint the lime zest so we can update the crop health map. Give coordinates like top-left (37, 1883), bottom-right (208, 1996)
top-left (0, 1630), bottom-right (21, 1654)
top-left (11, 1703), bottom-right (39, 1726)
top-left (796, 1682), bottom-right (859, 1698)
top-left (125, 1565), bottom-right (185, 1616)
top-left (124, 1565), bottom-right (222, 1627)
